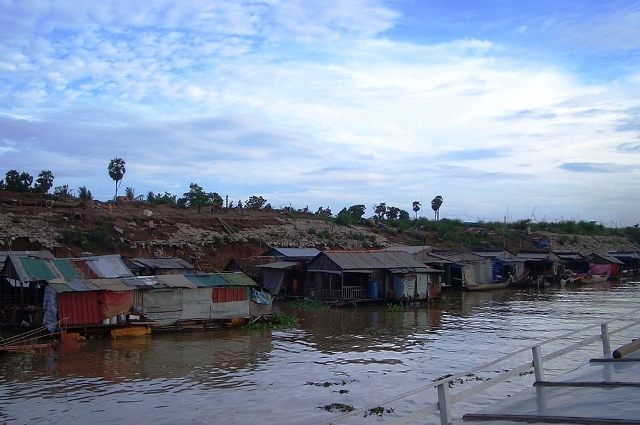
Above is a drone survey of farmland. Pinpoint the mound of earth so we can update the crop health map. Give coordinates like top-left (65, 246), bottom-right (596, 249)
top-left (0, 191), bottom-right (637, 271)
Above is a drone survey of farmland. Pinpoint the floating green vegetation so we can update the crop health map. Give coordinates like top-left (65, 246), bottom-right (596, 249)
top-left (387, 304), bottom-right (404, 313)
top-left (319, 403), bottom-right (354, 413)
top-left (434, 372), bottom-right (490, 388)
top-left (243, 313), bottom-right (299, 330)
top-left (436, 297), bottom-right (450, 306)
top-left (364, 406), bottom-right (396, 418)
top-left (289, 299), bottom-right (330, 311)
top-left (305, 379), bottom-right (356, 387)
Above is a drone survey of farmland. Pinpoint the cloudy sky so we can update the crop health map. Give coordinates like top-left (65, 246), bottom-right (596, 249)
top-left (1, 1), bottom-right (639, 226)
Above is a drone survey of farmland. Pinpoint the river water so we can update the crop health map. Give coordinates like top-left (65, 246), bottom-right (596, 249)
top-left (2, 280), bottom-right (640, 425)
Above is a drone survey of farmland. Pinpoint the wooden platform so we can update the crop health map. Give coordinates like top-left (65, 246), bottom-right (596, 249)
top-left (461, 351), bottom-right (640, 424)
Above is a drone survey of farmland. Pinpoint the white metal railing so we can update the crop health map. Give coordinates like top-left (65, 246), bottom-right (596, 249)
top-left (313, 308), bottom-right (640, 425)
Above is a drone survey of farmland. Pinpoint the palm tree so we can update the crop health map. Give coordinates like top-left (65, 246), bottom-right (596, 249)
top-left (34, 170), bottom-right (54, 193)
top-left (107, 157), bottom-right (126, 202)
top-left (78, 186), bottom-right (93, 200)
top-left (125, 187), bottom-right (135, 201)
top-left (431, 195), bottom-right (443, 221)
top-left (412, 201), bottom-right (421, 219)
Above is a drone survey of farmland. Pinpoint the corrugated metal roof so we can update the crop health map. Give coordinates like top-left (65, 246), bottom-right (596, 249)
top-left (51, 259), bottom-right (84, 279)
top-left (81, 255), bottom-right (134, 278)
top-left (390, 267), bottom-right (442, 274)
top-left (122, 276), bottom-right (163, 288)
top-left (6, 254), bottom-right (133, 282)
top-left (515, 252), bottom-right (551, 261)
top-left (129, 257), bottom-right (195, 270)
top-left (186, 274), bottom-right (227, 288)
top-left (156, 274), bottom-right (198, 288)
top-left (608, 251), bottom-right (640, 260)
top-left (186, 273), bottom-right (256, 288)
top-left (262, 247), bottom-right (321, 258)
top-left (553, 251), bottom-right (586, 261)
top-left (13, 256), bottom-right (60, 281)
top-left (65, 280), bottom-right (101, 292)
top-left (383, 245), bottom-right (432, 255)
top-left (319, 251), bottom-right (431, 271)
top-left (219, 272), bottom-right (257, 287)
top-left (49, 282), bottom-right (74, 293)
top-left (590, 253), bottom-right (624, 264)
top-left (256, 261), bottom-right (297, 269)
top-left (90, 278), bottom-right (132, 291)
top-left (0, 251), bottom-right (55, 268)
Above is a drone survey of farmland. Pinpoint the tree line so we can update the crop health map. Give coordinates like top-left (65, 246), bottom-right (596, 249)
top-left (0, 157), bottom-right (445, 224)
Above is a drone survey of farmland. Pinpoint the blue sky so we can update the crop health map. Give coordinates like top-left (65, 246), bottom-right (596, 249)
top-left (1, 1), bottom-right (639, 226)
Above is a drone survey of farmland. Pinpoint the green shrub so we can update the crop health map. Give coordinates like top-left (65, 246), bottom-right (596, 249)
top-left (244, 313), bottom-right (299, 330)
top-left (289, 299), bottom-right (330, 310)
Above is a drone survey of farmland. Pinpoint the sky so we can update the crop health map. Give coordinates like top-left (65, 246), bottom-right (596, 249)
top-left (1, 1), bottom-right (639, 227)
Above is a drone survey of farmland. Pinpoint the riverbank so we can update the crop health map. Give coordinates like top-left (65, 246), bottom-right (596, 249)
top-left (2, 191), bottom-right (638, 272)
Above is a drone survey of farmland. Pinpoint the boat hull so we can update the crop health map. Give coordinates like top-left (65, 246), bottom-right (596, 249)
top-left (464, 281), bottom-right (510, 291)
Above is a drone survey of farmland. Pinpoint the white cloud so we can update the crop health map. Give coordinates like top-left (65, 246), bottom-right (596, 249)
top-left (1, 1), bottom-right (639, 226)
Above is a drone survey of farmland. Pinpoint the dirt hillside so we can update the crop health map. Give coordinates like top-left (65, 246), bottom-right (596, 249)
top-left (0, 191), bottom-right (637, 271)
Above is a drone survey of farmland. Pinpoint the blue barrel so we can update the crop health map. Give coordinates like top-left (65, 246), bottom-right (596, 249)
top-left (368, 281), bottom-right (378, 299)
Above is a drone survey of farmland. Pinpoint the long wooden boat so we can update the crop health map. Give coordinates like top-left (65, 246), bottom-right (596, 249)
top-left (578, 273), bottom-right (608, 284)
top-left (464, 281), bottom-right (511, 291)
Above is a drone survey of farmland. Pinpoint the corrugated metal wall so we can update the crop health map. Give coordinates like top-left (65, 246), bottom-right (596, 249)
top-left (57, 291), bottom-right (102, 325)
top-left (212, 287), bottom-right (248, 303)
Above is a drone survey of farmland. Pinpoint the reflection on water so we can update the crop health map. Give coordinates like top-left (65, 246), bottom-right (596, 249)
top-left (1, 281), bottom-right (639, 424)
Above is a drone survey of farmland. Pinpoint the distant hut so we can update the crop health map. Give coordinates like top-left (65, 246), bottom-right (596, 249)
top-left (306, 251), bottom-right (442, 302)
top-left (588, 253), bottom-right (624, 278)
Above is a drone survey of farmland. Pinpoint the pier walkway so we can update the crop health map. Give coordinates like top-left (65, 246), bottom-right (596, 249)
top-left (460, 350), bottom-right (640, 424)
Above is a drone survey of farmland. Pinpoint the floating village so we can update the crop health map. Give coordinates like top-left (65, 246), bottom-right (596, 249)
top-left (0, 224), bottom-right (638, 349)
top-left (2, 195), bottom-right (640, 425)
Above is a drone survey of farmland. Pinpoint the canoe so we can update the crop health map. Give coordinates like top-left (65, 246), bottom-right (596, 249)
top-left (464, 281), bottom-right (511, 291)
top-left (579, 273), bottom-right (608, 284)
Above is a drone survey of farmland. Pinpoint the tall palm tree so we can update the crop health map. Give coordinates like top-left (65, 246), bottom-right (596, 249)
top-left (412, 201), bottom-right (421, 219)
top-left (431, 195), bottom-right (443, 221)
top-left (108, 157), bottom-right (126, 202)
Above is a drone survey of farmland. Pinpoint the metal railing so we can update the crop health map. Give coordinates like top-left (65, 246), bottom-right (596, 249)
top-left (314, 308), bottom-right (640, 425)
top-left (316, 286), bottom-right (367, 300)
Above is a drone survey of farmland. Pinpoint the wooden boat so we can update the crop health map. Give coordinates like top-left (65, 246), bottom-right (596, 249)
top-left (560, 272), bottom-right (586, 285)
top-left (508, 270), bottom-right (531, 288)
top-left (464, 280), bottom-right (511, 291)
top-left (578, 273), bottom-right (608, 284)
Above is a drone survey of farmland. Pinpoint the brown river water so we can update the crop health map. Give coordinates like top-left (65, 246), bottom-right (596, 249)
top-left (2, 280), bottom-right (639, 425)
